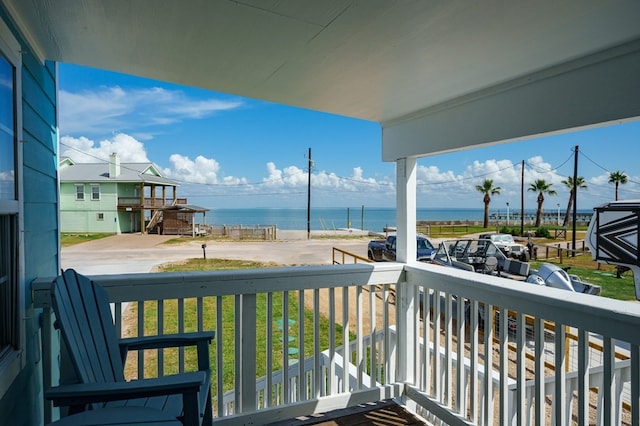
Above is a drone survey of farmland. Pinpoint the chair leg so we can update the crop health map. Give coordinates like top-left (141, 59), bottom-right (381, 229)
top-left (202, 389), bottom-right (213, 426)
top-left (181, 391), bottom-right (200, 426)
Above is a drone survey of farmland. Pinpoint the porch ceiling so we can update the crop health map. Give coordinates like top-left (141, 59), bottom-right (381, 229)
top-left (3, 1), bottom-right (640, 156)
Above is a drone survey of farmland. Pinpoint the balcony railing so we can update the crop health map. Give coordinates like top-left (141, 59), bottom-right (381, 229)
top-left (117, 197), bottom-right (188, 208)
top-left (33, 262), bottom-right (640, 425)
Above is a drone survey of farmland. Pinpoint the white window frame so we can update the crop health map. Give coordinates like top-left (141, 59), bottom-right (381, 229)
top-left (75, 184), bottom-right (84, 200)
top-left (0, 17), bottom-right (25, 400)
top-left (91, 184), bottom-right (100, 200)
top-left (96, 212), bottom-right (104, 221)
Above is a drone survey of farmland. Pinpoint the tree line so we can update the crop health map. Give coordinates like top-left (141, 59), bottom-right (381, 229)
top-left (475, 171), bottom-right (629, 229)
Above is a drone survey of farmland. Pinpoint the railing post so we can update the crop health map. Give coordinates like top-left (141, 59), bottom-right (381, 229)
top-left (239, 294), bottom-right (257, 413)
top-left (395, 275), bottom-right (416, 385)
top-left (41, 307), bottom-right (60, 424)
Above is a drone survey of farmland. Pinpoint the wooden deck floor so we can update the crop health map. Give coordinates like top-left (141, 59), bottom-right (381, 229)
top-left (267, 400), bottom-right (427, 426)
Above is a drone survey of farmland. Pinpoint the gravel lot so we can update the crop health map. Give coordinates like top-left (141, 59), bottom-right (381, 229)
top-left (61, 230), bottom-right (374, 275)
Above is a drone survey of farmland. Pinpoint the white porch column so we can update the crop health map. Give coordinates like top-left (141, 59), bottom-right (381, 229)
top-left (395, 157), bottom-right (417, 263)
top-left (395, 156), bottom-right (417, 386)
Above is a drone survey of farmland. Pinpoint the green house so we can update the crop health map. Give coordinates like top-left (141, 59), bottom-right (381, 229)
top-left (59, 153), bottom-right (183, 234)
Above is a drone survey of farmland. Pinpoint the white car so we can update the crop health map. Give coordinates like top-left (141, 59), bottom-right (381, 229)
top-left (479, 233), bottom-right (529, 260)
top-left (508, 243), bottom-right (530, 261)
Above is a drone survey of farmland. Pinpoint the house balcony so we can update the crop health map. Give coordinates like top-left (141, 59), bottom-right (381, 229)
top-left (117, 197), bottom-right (188, 209)
top-left (33, 263), bottom-right (640, 425)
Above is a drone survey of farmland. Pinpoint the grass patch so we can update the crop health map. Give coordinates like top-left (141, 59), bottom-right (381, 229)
top-left (421, 225), bottom-right (488, 238)
top-left (160, 237), bottom-right (191, 245)
top-left (531, 256), bottom-right (637, 301)
top-left (310, 234), bottom-right (371, 240)
top-left (127, 258), bottom-right (353, 402)
top-left (157, 258), bottom-right (280, 271)
top-left (60, 233), bottom-right (113, 247)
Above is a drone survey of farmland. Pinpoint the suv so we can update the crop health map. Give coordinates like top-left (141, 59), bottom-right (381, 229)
top-left (479, 233), bottom-right (529, 260)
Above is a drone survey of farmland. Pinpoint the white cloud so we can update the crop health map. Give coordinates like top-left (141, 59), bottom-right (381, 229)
top-left (60, 134), bottom-right (149, 163)
top-left (260, 163), bottom-right (394, 195)
top-left (59, 86), bottom-right (243, 137)
top-left (162, 154), bottom-right (248, 186)
top-left (261, 162), bottom-right (307, 188)
top-left (412, 156), bottom-right (580, 208)
top-left (417, 165), bottom-right (461, 187)
top-left (61, 132), bottom-right (251, 187)
top-left (590, 173), bottom-right (610, 186)
top-left (0, 169), bottom-right (13, 181)
top-left (61, 131), bottom-right (608, 209)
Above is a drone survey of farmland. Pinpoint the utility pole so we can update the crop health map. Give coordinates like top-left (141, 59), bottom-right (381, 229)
top-left (307, 148), bottom-right (312, 240)
top-left (520, 160), bottom-right (525, 236)
top-left (572, 145), bottom-right (578, 256)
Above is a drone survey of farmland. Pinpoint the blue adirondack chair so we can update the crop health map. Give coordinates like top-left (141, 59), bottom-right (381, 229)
top-left (45, 269), bottom-right (214, 425)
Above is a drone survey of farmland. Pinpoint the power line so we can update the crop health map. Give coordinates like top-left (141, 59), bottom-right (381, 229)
top-left (525, 151), bottom-right (574, 174)
top-left (416, 164), bottom-right (517, 187)
top-left (579, 150), bottom-right (611, 174)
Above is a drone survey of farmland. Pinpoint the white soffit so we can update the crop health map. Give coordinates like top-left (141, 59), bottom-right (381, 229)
top-left (3, 0), bottom-right (640, 154)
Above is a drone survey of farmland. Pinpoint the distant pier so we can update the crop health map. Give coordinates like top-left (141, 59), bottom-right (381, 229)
top-left (416, 211), bottom-right (593, 227)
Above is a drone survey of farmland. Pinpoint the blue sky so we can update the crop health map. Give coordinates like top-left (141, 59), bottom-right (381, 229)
top-left (58, 63), bottom-right (640, 211)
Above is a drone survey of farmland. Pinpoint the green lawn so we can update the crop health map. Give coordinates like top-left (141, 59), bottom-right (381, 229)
top-left (60, 233), bottom-right (113, 247)
top-left (126, 258), bottom-right (352, 402)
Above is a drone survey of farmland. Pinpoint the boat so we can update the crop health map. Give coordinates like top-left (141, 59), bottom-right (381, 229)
top-left (432, 238), bottom-right (600, 294)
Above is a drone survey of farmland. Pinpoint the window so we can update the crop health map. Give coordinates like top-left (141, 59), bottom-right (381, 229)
top-left (75, 184), bottom-right (84, 200)
top-left (0, 215), bottom-right (17, 352)
top-left (96, 212), bottom-right (104, 221)
top-left (0, 57), bottom-right (15, 201)
top-left (0, 19), bottom-right (23, 398)
top-left (91, 184), bottom-right (100, 200)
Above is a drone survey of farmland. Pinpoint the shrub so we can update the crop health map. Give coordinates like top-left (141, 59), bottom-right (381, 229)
top-left (535, 227), bottom-right (551, 238)
top-left (499, 226), bottom-right (521, 236)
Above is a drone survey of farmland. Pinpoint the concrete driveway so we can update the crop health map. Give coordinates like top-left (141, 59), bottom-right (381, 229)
top-left (61, 231), bottom-right (373, 275)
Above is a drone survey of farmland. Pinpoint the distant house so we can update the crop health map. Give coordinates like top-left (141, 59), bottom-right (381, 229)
top-left (59, 153), bottom-right (206, 234)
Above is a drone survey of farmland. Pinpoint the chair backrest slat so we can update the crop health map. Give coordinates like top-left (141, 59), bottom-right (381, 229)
top-left (52, 270), bottom-right (125, 385)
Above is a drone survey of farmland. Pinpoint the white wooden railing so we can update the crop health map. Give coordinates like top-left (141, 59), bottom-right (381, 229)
top-left (33, 262), bottom-right (640, 425)
top-left (403, 262), bottom-right (640, 426)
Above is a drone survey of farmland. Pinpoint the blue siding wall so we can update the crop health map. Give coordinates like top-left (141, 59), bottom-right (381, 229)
top-left (0, 8), bottom-right (59, 425)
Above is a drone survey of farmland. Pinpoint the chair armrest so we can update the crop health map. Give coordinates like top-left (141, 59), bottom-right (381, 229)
top-left (46, 371), bottom-right (209, 406)
top-left (119, 331), bottom-right (213, 370)
top-left (119, 331), bottom-right (214, 351)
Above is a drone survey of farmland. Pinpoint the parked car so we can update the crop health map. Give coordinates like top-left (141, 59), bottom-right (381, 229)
top-left (508, 243), bottom-right (530, 261)
top-left (367, 234), bottom-right (435, 262)
top-left (479, 233), bottom-right (529, 260)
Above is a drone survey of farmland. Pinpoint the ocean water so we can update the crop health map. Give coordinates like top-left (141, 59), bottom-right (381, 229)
top-left (205, 207), bottom-right (595, 231)
top-left (204, 207), bottom-right (566, 232)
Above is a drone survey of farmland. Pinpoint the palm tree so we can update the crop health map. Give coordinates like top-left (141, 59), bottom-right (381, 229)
top-left (560, 176), bottom-right (587, 228)
top-left (608, 170), bottom-right (628, 201)
top-left (475, 179), bottom-right (501, 228)
top-left (528, 179), bottom-right (557, 227)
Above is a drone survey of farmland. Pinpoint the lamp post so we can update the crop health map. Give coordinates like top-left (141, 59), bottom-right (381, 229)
top-left (557, 203), bottom-right (560, 226)
top-left (506, 202), bottom-right (510, 226)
